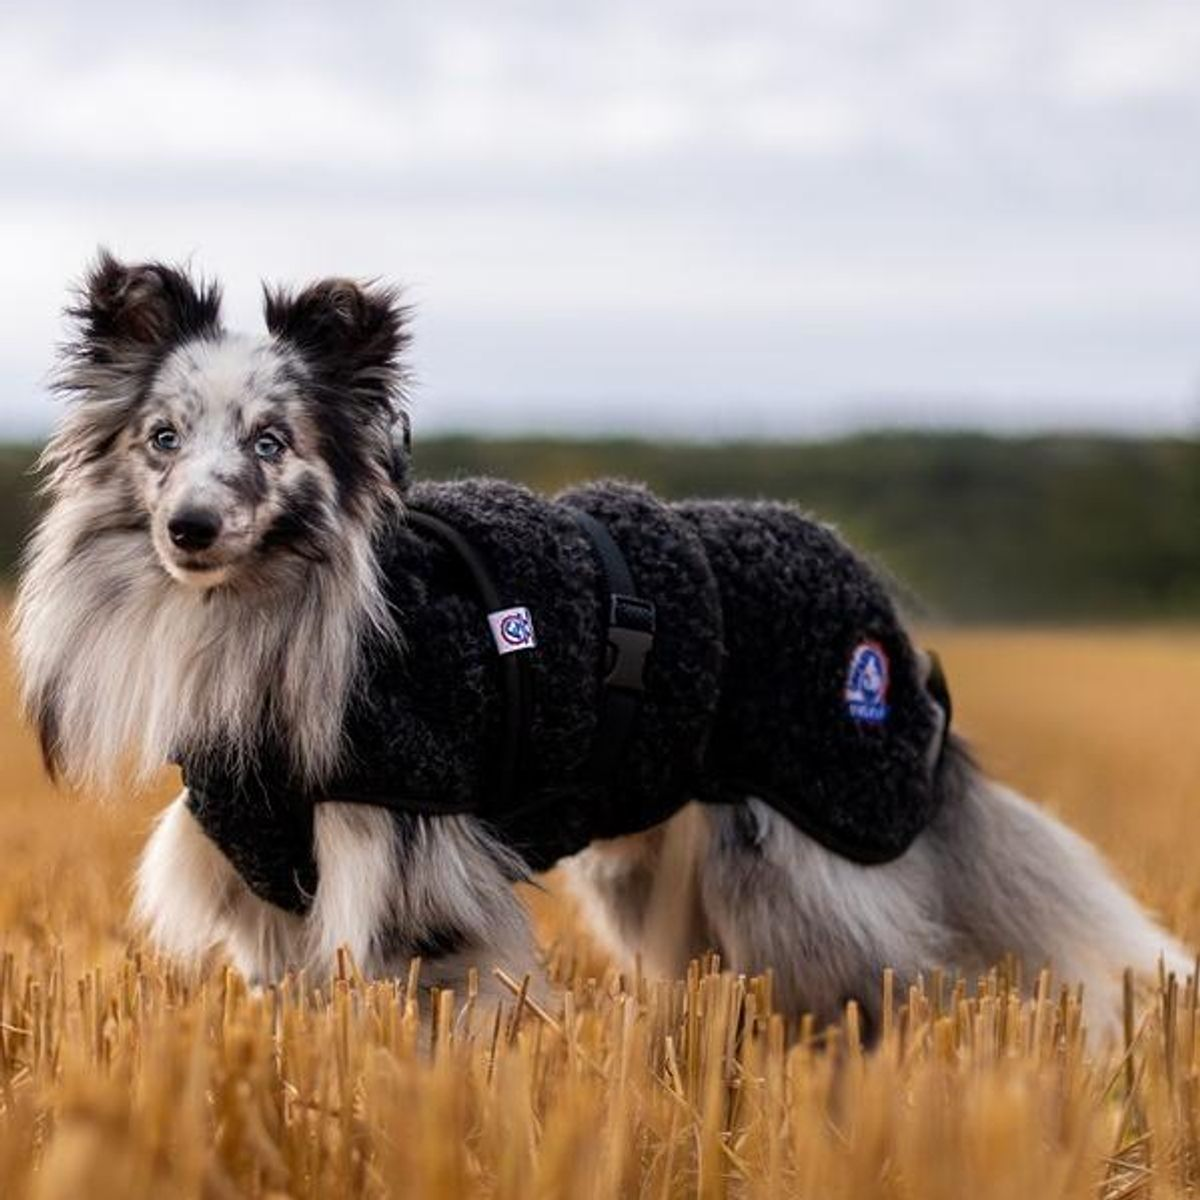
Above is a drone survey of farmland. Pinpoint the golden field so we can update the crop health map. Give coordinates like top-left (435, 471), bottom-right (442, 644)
top-left (1, 624), bottom-right (1198, 1199)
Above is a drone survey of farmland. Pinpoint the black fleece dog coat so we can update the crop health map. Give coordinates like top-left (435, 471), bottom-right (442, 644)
top-left (183, 479), bottom-right (950, 914)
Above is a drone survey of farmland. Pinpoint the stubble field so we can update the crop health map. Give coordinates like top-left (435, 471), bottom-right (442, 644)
top-left (0, 623), bottom-right (1198, 1198)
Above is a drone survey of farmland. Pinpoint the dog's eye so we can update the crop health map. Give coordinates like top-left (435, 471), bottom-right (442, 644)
top-left (150, 426), bottom-right (181, 452)
top-left (253, 432), bottom-right (286, 461)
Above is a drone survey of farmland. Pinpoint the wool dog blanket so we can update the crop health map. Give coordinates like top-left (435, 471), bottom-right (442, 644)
top-left (183, 479), bottom-right (950, 914)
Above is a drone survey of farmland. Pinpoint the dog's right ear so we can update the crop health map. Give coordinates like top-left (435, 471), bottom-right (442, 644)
top-left (61, 249), bottom-right (223, 384)
top-left (42, 252), bottom-right (223, 483)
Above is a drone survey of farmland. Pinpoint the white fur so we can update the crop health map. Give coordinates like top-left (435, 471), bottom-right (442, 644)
top-left (307, 805), bottom-right (400, 971)
top-left (12, 420), bottom-right (390, 789)
top-left (27, 258), bottom-right (1190, 1031)
top-left (308, 805), bottom-right (540, 997)
top-left (567, 778), bottom-right (1190, 1038)
top-left (133, 789), bottom-right (245, 963)
top-left (135, 794), bottom-right (539, 996)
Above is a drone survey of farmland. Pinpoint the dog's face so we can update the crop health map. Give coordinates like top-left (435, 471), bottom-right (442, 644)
top-left (130, 337), bottom-right (350, 586)
top-left (48, 253), bottom-right (409, 589)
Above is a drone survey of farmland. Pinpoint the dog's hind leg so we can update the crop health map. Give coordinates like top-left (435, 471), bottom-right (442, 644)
top-left (697, 798), bottom-right (961, 1034)
top-left (698, 744), bottom-right (1191, 1040)
top-left (919, 751), bottom-right (1192, 1040)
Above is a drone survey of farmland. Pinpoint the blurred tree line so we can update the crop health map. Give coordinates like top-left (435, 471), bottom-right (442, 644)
top-left (1, 434), bottom-right (1197, 621)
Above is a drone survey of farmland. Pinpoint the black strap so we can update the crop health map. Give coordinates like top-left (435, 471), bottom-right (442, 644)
top-left (924, 648), bottom-right (953, 765)
top-left (406, 509), bottom-right (531, 815)
top-left (570, 509), bottom-right (656, 782)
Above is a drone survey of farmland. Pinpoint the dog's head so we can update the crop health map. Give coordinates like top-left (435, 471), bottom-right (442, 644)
top-left (48, 251), bottom-right (409, 588)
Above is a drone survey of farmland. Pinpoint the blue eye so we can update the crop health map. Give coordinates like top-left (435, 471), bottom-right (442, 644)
top-left (150, 426), bottom-right (181, 452)
top-left (254, 432), bottom-right (285, 461)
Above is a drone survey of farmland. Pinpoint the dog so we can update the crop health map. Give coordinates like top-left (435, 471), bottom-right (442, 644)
top-left (12, 252), bottom-right (1189, 1035)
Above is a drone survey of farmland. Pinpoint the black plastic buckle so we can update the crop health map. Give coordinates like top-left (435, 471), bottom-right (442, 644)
top-left (604, 595), bottom-right (656, 691)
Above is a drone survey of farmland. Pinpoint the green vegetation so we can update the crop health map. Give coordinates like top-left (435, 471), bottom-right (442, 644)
top-left (2, 434), bottom-right (1197, 620)
top-left (0, 444), bottom-right (38, 584)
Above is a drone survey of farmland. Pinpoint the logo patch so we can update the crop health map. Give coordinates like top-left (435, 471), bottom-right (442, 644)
top-left (488, 606), bottom-right (537, 655)
top-left (845, 641), bottom-right (890, 723)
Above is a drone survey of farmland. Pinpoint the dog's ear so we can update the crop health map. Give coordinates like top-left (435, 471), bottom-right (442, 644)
top-left (43, 252), bottom-right (222, 479)
top-left (263, 278), bottom-right (410, 418)
top-left (66, 249), bottom-right (223, 371)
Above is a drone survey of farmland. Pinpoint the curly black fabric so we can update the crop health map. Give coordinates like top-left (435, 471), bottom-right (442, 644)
top-left (182, 478), bottom-right (948, 913)
top-left (184, 754), bottom-right (317, 915)
top-left (675, 500), bottom-right (942, 862)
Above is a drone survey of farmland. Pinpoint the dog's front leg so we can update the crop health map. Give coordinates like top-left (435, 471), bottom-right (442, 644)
top-left (137, 798), bottom-right (542, 999)
top-left (308, 805), bottom-right (543, 1004)
top-left (564, 805), bottom-right (715, 978)
top-left (134, 791), bottom-right (306, 983)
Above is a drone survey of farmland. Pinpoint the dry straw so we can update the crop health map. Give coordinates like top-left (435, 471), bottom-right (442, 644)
top-left (1, 941), bottom-right (1199, 1200)
top-left (2, 628), bottom-right (1199, 1198)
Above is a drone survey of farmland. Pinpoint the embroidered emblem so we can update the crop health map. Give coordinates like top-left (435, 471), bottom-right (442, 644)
top-left (845, 641), bottom-right (890, 723)
top-left (488, 606), bottom-right (537, 655)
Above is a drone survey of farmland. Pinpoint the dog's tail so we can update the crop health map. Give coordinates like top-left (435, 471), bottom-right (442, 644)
top-left (931, 739), bottom-right (1192, 1037)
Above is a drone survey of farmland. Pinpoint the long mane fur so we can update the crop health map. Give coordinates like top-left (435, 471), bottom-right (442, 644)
top-left (12, 254), bottom-right (407, 790)
top-left (14, 491), bottom-right (393, 788)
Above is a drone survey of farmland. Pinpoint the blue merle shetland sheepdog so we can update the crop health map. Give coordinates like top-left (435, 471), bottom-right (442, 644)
top-left (11, 252), bottom-right (1189, 1033)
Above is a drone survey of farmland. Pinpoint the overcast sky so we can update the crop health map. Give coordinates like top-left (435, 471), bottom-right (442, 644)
top-left (2, 1), bottom-right (1199, 439)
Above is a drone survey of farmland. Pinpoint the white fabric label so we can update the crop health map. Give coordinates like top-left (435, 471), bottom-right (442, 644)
top-left (487, 606), bottom-right (537, 655)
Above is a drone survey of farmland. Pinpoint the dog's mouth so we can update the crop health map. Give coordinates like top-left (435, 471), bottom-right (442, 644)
top-left (174, 554), bottom-right (226, 574)
top-left (152, 536), bottom-right (238, 589)
top-left (162, 552), bottom-right (234, 588)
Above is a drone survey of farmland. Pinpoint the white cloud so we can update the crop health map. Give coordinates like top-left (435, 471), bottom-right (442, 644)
top-left (1, 0), bottom-right (1198, 437)
top-left (1060, 10), bottom-right (1200, 102)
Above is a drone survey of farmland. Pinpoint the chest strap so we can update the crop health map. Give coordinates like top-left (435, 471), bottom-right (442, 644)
top-left (406, 508), bottom-right (532, 816)
top-left (569, 509), bottom-right (657, 784)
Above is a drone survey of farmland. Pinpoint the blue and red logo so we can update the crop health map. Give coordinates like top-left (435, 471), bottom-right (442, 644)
top-left (845, 641), bottom-right (890, 723)
top-left (488, 606), bottom-right (537, 655)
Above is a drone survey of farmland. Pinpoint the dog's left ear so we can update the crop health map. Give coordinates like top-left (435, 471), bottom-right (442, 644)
top-left (264, 279), bottom-right (410, 419)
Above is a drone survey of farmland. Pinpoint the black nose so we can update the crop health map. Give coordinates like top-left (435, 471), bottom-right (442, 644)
top-left (168, 509), bottom-right (222, 551)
